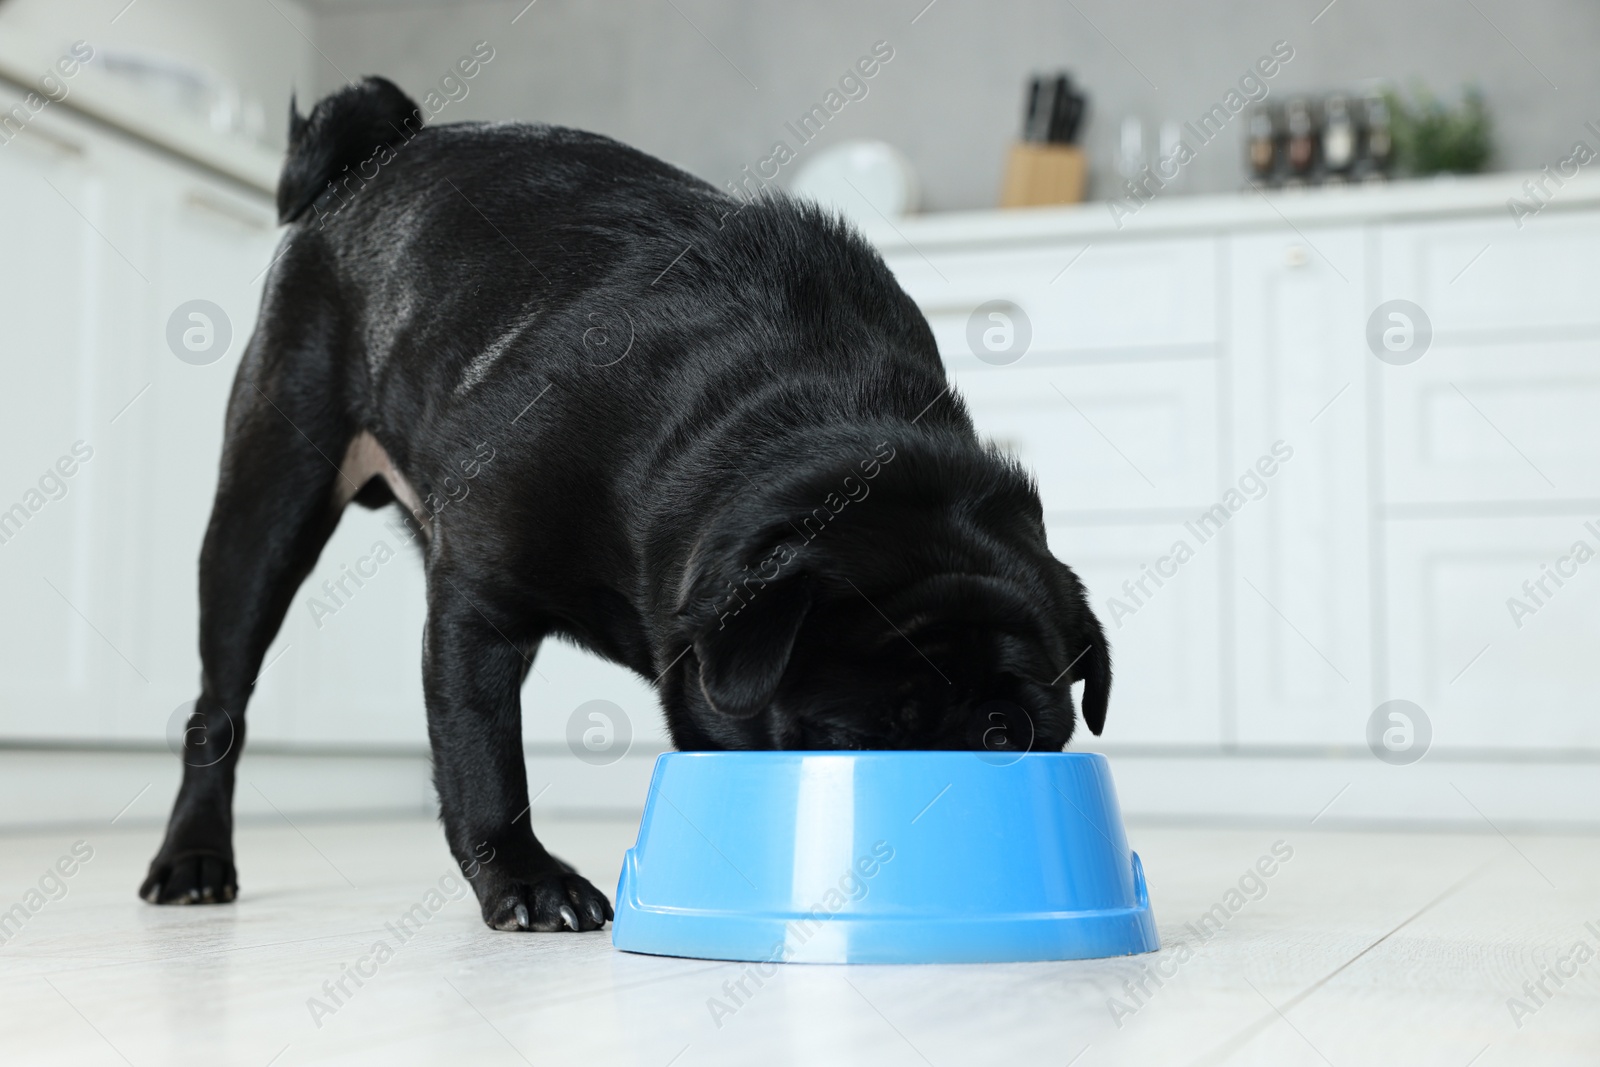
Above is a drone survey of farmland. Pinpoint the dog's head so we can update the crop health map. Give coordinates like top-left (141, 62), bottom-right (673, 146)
top-left (662, 433), bottom-right (1110, 754)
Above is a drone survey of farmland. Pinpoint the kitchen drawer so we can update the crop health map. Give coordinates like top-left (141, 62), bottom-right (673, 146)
top-left (1378, 337), bottom-right (1600, 505)
top-left (1380, 213), bottom-right (1600, 338)
top-left (956, 361), bottom-right (1219, 514)
top-left (1047, 522), bottom-right (1221, 745)
top-left (882, 236), bottom-right (1218, 369)
top-left (1384, 515), bottom-right (1600, 749)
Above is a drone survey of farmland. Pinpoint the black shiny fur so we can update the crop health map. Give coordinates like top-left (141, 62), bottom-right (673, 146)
top-left (142, 77), bottom-right (1112, 931)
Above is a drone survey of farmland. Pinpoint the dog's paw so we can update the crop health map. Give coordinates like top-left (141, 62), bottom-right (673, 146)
top-left (140, 851), bottom-right (237, 905)
top-left (480, 865), bottom-right (614, 932)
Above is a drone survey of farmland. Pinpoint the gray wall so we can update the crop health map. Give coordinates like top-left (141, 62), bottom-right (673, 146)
top-left (312, 0), bottom-right (1599, 211)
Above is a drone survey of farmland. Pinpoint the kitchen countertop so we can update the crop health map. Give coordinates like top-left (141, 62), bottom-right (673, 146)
top-left (861, 169), bottom-right (1600, 253)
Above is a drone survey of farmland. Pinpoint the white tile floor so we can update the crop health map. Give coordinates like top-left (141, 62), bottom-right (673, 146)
top-left (1, 813), bottom-right (1597, 1066)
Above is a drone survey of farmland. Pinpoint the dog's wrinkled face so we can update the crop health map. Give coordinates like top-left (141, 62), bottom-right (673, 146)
top-left (664, 446), bottom-right (1111, 755)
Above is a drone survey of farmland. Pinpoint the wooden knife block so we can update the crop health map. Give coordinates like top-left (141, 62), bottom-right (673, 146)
top-left (1000, 143), bottom-right (1087, 207)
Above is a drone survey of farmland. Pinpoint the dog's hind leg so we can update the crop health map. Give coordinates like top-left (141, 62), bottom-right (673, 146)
top-left (141, 282), bottom-right (353, 905)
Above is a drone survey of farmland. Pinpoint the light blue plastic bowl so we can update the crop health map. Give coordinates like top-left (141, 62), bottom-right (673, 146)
top-left (611, 751), bottom-right (1158, 964)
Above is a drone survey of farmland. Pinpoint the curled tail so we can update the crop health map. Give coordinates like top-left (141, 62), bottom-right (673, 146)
top-left (277, 76), bottom-right (423, 224)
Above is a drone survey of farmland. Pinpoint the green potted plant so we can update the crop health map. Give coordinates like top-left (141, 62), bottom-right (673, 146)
top-left (1384, 84), bottom-right (1493, 176)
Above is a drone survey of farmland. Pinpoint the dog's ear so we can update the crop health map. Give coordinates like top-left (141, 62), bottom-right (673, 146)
top-left (1048, 560), bottom-right (1112, 736)
top-left (693, 576), bottom-right (813, 719)
top-left (1073, 612), bottom-right (1112, 736)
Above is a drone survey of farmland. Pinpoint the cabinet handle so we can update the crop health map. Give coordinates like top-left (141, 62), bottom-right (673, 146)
top-left (1284, 244), bottom-right (1309, 268)
top-left (183, 189), bottom-right (272, 231)
top-left (921, 303), bottom-right (979, 320)
top-left (920, 301), bottom-right (1025, 320)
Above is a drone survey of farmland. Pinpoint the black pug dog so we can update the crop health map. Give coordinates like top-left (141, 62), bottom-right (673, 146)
top-left (142, 77), bottom-right (1111, 933)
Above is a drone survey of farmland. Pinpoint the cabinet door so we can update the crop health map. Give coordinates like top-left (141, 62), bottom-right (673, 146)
top-left (1385, 516), bottom-right (1600, 749)
top-left (881, 231), bottom-right (1228, 748)
top-left (1228, 227), bottom-right (1373, 744)
top-left (131, 156), bottom-right (285, 741)
top-left (1047, 522), bottom-right (1222, 744)
top-left (1378, 336), bottom-right (1600, 505)
top-left (0, 106), bottom-right (153, 740)
top-left (257, 507), bottom-right (432, 746)
top-left (1376, 215), bottom-right (1600, 506)
top-left (1375, 213), bottom-right (1600, 751)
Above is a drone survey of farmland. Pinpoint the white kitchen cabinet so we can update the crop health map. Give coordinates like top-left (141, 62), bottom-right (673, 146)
top-left (878, 186), bottom-right (1600, 780)
top-left (1368, 210), bottom-right (1600, 508)
top-left (1368, 211), bottom-right (1600, 753)
top-left (881, 224), bottom-right (1227, 747)
top-left (0, 101), bottom-right (659, 752)
top-left (6, 87), bottom-right (1600, 827)
top-left (0, 106), bottom-right (161, 741)
top-left (129, 149), bottom-right (284, 745)
top-left (519, 640), bottom-right (669, 749)
top-left (0, 108), bottom-right (288, 744)
top-left (1047, 522), bottom-right (1222, 744)
top-left (1379, 214), bottom-right (1600, 341)
top-left (1377, 335), bottom-right (1600, 505)
top-left (1384, 514), bottom-right (1600, 750)
top-left (250, 509), bottom-right (434, 747)
top-left (895, 236), bottom-right (1218, 372)
top-left (1227, 226), bottom-right (1373, 745)
top-left (261, 510), bottom-right (665, 749)
top-left (955, 360), bottom-right (1218, 515)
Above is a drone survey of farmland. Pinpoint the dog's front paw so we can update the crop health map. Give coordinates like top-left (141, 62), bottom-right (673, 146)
top-left (140, 850), bottom-right (237, 905)
top-left (478, 862), bottom-right (613, 932)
